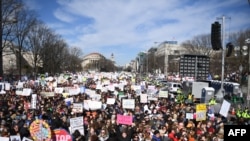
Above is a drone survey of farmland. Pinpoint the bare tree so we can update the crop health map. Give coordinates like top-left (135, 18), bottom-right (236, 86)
top-left (65, 47), bottom-right (84, 72)
top-left (181, 34), bottom-right (214, 56)
top-left (26, 21), bottom-right (52, 76)
top-left (41, 34), bottom-right (68, 74)
top-left (12, 4), bottom-right (37, 77)
top-left (1, 0), bottom-right (21, 77)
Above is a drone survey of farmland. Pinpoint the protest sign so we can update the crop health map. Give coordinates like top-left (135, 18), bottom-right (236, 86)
top-left (219, 100), bottom-right (231, 117)
top-left (10, 135), bottom-right (21, 141)
top-left (22, 137), bottom-right (33, 141)
top-left (40, 92), bottom-right (55, 97)
top-left (72, 103), bottom-right (83, 113)
top-left (0, 137), bottom-right (9, 141)
top-left (106, 98), bottom-right (116, 104)
top-left (117, 114), bottom-right (133, 125)
top-left (158, 90), bottom-right (168, 98)
top-left (140, 94), bottom-right (148, 103)
top-left (196, 104), bottom-right (207, 121)
top-left (54, 87), bottom-right (64, 94)
top-left (70, 117), bottom-right (84, 135)
top-left (29, 119), bottom-right (51, 141)
top-left (122, 99), bottom-right (135, 109)
top-left (52, 129), bottom-right (72, 141)
top-left (30, 94), bottom-right (37, 109)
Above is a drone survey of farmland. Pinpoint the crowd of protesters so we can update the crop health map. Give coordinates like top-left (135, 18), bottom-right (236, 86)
top-left (0, 72), bottom-right (248, 141)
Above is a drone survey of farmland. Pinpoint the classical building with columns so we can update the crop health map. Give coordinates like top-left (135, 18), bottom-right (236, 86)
top-left (81, 52), bottom-right (106, 71)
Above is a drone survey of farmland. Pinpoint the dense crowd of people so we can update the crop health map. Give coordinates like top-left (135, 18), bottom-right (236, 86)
top-left (0, 72), bottom-right (248, 141)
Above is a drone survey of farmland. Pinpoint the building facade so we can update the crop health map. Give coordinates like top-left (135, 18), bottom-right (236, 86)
top-left (81, 53), bottom-right (105, 71)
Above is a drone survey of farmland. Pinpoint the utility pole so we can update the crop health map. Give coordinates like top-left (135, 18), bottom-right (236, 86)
top-left (216, 15), bottom-right (231, 101)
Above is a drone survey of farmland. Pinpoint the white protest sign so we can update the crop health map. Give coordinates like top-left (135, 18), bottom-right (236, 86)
top-left (96, 84), bottom-right (102, 90)
top-left (16, 88), bottom-right (23, 95)
top-left (10, 135), bottom-right (21, 141)
top-left (68, 87), bottom-right (80, 95)
top-left (88, 101), bottom-right (102, 110)
top-left (70, 116), bottom-right (84, 135)
top-left (158, 90), bottom-right (168, 98)
top-left (107, 98), bottom-right (116, 104)
top-left (31, 94), bottom-right (37, 109)
top-left (17, 82), bottom-right (24, 88)
top-left (108, 84), bottom-right (115, 91)
top-left (186, 113), bottom-right (194, 119)
top-left (4, 83), bottom-right (10, 91)
top-left (122, 99), bottom-right (135, 109)
top-left (0, 137), bottom-right (9, 141)
top-left (140, 94), bottom-right (148, 103)
top-left (72, 103), bottom-right (83, 113)
top-left (70, 117), bottom-right (83, 127)
top-left (22, 88), bottom-right (32, 96)
top-left (22, 137), bottom-right (33, 141)
top-left (54, 87), bottom-right (64, 94)
top-left (83, 100), bottom-right (90, 110)
top-left (219, 100), bottom-right (231, 117)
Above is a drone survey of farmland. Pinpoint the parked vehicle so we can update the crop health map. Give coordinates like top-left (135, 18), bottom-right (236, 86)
top-left (166, 82), bottom-right (182, 94)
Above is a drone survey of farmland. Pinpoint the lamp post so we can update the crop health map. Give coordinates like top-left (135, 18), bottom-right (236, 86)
top-left (245, 38), bottom-right (250, 108)
top-left (236, 38), bottom-right (250, 108)
top-left (239, 64), bottom-right (243, 83)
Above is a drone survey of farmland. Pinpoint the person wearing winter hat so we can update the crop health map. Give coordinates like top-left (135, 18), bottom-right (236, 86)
top-left (151, 130), bottom-right (162, 141)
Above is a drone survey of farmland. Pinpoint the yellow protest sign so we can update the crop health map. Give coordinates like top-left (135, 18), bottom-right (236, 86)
top-left (196, 104), bottom-right (206, 111)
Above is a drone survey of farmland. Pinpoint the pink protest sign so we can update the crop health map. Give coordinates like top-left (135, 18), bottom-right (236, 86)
top-left (117, 114), bottom-right (133, 125)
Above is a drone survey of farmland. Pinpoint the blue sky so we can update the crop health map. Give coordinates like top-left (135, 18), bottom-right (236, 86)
top-left (23, 0), bottom-right (250, 66)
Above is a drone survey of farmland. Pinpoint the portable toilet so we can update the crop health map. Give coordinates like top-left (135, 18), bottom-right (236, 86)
top-left (231, 82), bottom-right (240, 94)
top-left (201, 87), bottom-right (215, 103)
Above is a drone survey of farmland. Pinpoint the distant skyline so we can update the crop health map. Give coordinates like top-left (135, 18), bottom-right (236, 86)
top-left (24, 0), bottom-right (250, 66)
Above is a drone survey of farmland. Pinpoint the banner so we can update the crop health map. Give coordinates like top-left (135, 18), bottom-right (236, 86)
top-left (117, 114), bottom-right (133, 125)
top-left (52, 129), bottom-right (72, 141)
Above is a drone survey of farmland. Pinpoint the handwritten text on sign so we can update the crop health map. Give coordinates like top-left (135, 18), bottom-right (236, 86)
top-left (117, 114), bottom-right (133, 125)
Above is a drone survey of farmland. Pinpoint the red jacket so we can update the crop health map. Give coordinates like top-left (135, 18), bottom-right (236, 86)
top-left (168, 132), bottom-right (178, 141)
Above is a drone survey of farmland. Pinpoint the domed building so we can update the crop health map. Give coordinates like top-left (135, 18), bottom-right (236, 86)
top-left (81, 52), bottom-right (105, 71)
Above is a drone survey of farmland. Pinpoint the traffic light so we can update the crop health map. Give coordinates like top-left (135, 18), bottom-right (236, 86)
top-left (226, 42), bottom-right (234, 57)
top-left (211, 22), bottom-right (222, 50)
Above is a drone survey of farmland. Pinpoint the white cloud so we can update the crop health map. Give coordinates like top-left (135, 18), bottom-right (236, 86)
top-left (54, 8), bottom-right (76, 23)
top-left (28, 0), bottom-right (250, 65)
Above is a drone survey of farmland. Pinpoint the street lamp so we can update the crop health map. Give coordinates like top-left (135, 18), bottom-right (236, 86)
top-left (245, 38), bottom-right (250, 108)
